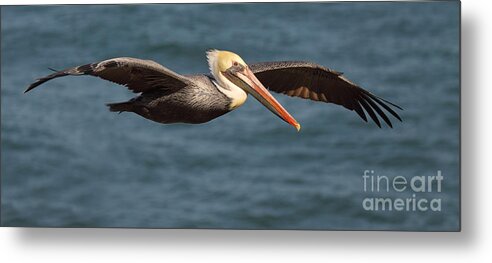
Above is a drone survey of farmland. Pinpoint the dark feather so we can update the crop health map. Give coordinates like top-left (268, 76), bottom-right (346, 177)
top-left (250, 61), bottom-right (402, 127)
top-left (25, 57), bottom-right (189, 94)
top-left (362, 94), bottom-right (393, 128)
top-left (358, 96), bottom-right (381, 128)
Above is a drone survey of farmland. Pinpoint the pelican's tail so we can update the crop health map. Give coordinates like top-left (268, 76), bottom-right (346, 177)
top-left (106, 101), bottom-right (133, 113)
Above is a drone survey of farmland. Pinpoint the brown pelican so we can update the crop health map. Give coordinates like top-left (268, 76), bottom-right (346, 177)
top-left (26, 50), bottom-right (402, 131)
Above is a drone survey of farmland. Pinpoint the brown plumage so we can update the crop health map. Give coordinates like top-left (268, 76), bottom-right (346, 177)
top-left (26, 57), bottom-right (189, 94)
top-left (250, 61), bottom-right (402, 128)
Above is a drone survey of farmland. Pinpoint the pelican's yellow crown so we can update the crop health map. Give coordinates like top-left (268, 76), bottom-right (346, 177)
top-left (207, 49), bottom-right (247, 75)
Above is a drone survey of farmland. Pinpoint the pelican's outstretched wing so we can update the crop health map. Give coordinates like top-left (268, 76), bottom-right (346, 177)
top-left (249, 61), bottom-right (402, 128)
top-left (26, 57), bottom-right (189, 94)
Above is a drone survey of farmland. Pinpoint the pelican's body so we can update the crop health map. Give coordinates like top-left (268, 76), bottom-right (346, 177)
top-left (111, 74), bottom-right (232, 124)
top-left (26, 50), bottom-right (402, 131)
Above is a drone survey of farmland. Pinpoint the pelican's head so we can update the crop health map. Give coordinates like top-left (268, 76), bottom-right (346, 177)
top-left (207, 49), bottom-right (300, 132)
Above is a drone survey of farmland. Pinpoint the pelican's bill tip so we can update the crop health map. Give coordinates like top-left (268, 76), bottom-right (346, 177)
top-left (295, 123), bottom-right (301, 132)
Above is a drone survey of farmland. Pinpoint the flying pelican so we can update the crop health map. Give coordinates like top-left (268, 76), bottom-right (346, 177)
top-left (26, 50), bottom-right (402, 131)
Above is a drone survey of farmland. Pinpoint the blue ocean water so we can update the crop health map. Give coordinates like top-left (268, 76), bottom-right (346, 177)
top-left (1, 2), bottom-right (460, 230)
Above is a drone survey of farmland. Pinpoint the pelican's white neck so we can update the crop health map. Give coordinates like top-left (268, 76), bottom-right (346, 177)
top-left (207, 50), bottom-right (247, 110)
top-left (207, 49), bottom-right (221, 81)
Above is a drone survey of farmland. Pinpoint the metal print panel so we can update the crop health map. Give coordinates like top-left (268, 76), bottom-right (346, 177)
top-left (0, 1), bottom-right (460, 231)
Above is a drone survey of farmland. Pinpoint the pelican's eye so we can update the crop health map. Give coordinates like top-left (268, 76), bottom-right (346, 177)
top-left (233, 61), bottom-right (239, 66)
